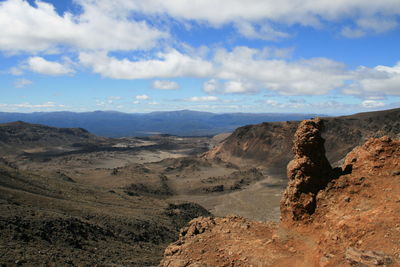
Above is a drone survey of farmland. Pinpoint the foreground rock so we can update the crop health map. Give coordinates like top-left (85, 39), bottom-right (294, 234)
top-left (161, 122), bottom-right (400, 266)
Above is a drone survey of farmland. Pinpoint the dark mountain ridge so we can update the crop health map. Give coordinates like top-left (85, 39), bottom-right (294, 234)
top-left (0, 110), bottom-right (320, 137)
top-left (0, 121), bottom-right (107, 155)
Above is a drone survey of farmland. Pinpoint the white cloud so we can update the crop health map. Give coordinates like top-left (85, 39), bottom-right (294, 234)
top-left (341, 16), bottom-right (398, 38)
top-left (361, 100), bottom-right (386, 108)
top-left (89, 0), bottom-right (400, 39)
top-left (223, 80), bottom-right (257, 94)
top-left (98, 0), bottom-right (400, 26)
top-left (0, 0), bottom-right (167, 53)
top-left (79, 50), bottom-right (214, 79)
top-left (135, 94), bottom-right (150, 100)
top-left (203, 79), bottom-right (220, 94)
top-left (80, 46), bottom-right (349, 96)
top-left (203, 79), bottom-right (256, 94)
top-left (344, 62), bottom-right (400, 97)
top-left (0, 0), bottom-right (398, 57)
top-left (14, 78), bottom-right (32, 88)
top-left (188, 96), bottom-right (219, 102)
top-left (148, 101), bottom-right (159, 105)
top-left (356, 16), bottom-right (398, 33)
top-left (235, 21), bottom-right (289, 41)
top-left (132, 100), bottom-right (140, 104)
top-left (211, 47), bottom-right (348, 95)
top-left (27, 56), bottom-right (74, 75)
top-left (152, 80), bottom-right (179, 90)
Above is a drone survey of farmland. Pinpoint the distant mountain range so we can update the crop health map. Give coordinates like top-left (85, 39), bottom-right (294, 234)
top-left (0, 110), bottom-right (321, 137)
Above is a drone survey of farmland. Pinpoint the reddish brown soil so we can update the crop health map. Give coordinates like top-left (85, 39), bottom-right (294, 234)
top-left (160, 136), bottom-right (400, 266)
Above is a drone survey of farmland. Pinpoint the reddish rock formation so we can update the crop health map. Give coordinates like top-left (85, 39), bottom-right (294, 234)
top-left (160, 122), bottom-right (400, 266)
top-left (280, 118), bottom-right (333, 222)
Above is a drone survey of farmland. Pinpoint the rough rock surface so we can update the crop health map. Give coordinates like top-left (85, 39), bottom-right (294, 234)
top-left (281, 118), bottom-right (333, 221)
top-left (160, 125), bottom-right (400, 266)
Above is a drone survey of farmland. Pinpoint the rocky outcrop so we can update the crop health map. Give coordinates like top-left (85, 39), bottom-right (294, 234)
top-left (160, 121), bottom-right (400, 266)
top-left (280, 118), bottom-right (333, 221)
top-left (343, 135), bottom-right (399, 177)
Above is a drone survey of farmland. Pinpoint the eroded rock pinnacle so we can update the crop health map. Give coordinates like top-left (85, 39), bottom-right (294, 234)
top-left (280, 118), bottom-right (333, 222)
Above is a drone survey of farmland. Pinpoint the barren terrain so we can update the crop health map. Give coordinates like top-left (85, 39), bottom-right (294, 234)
top-left (161, 128), bottom-right (400, 267)
top-left (1, 108), bottom-right (399, 266)
top-left (0, 121), bottom-right (284, 266)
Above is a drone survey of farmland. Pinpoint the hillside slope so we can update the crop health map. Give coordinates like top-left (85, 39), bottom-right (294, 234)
top-left (160, 121), bottom-right (400, 266)
top-left (0, 121), bottom-right (109, 155)
top-left (0, 158), bottom-right (211, 266)
top-left (204, 108), bottom-right (400, 173)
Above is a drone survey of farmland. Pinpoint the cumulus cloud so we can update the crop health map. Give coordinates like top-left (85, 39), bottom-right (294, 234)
top-left (88, 0), bottom-right (400, 39)
top-left (0, 0), bottom-right (167, 53)
top-left (135, 94), bottom-right (150, 100)
top-left (14, 78), bottom-right (32, 88)
top-left (80, 46), bottom-right (349, 96)
top-left (27, 57), bottom-right (74, 75)
top-left (344, 62), bottom-right (400, 97)
top-left (79, 50), bottom-right (214, 79)
top-left (97, 0), bottom-right (400, 26)
top-left (211, 47), bottom-right (348, 95)
top-left (223, 80), bottom-right (257, 94)
top-left (0, 0), bottom-right (398, 57)
top-left (188, 96), bottom-right (219, 102)
top-left (152, 80), bottom-right (179, 90)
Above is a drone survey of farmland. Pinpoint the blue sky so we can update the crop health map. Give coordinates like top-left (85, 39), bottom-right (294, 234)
top-left (1, 0), bottom-right (400, 115)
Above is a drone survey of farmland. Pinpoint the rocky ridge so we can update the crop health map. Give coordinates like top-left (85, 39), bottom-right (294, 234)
top-left (160, 119), bottom-right (400, 266)
top-left (204, 108), bottom-right (400, 173)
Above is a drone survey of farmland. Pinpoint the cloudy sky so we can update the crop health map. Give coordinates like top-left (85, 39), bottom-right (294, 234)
top-left (1, 0), bottom-right (400, 114)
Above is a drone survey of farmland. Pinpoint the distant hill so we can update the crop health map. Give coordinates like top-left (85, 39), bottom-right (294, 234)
top-left (0, 121), bottom-right (108, 155)
top-left (0, 110), bottom-right (320, 137)
top-left (204, 108), bottom-right (400, 173)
